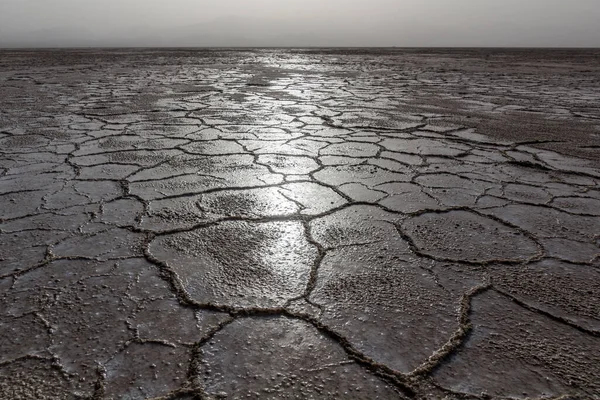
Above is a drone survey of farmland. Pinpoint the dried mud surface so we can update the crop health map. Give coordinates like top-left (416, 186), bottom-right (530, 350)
top-left (0, 48), bottom-right (599, 399)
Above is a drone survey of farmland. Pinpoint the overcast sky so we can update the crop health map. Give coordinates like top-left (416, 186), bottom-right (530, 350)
top-left (1, 0), bottom-right (599, 47)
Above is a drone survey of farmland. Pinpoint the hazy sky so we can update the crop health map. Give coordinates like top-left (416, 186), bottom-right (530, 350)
top-left (1, 0), bottom-right (599, 47)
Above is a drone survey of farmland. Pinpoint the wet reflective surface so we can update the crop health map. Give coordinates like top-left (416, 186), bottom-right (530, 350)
top-left (0, 48), bottom-right (599, 399)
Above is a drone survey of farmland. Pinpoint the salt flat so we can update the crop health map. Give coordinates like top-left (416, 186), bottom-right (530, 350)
top-left (0, 48), bottom-right (599, 399)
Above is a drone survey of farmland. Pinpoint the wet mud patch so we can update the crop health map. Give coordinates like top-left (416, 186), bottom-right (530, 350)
top-left (149, 221), bottom-right (317, 308)
top-left (310, 246), bottom-right (457, 374)
top-left (200, 316), bottom-right (405, 399)
top-left (433, 291), bottom-right (600, 398)
top-left (401, 210), bottom-right (541, 263)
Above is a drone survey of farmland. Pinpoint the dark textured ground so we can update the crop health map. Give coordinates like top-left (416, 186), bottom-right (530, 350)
top-left (0, 48), bottom-right (599, 400)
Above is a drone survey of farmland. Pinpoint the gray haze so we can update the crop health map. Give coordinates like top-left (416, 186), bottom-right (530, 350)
top-left (1, 0), bottom-right (599, 47)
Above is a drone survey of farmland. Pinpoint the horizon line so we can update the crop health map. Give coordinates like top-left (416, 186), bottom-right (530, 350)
top-left (2, 46), bottom-right (600, 51)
